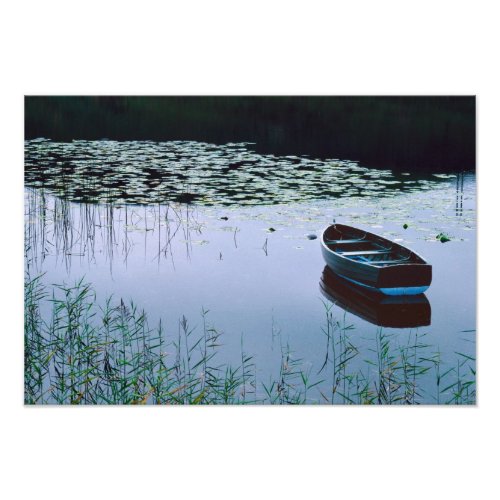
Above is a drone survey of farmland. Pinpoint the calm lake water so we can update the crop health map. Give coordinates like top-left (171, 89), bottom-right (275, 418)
top-left (25, 139), bottom-right (476, 404)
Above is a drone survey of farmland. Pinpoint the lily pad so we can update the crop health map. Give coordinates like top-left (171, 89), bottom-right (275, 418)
top-left (436, 232), bottom-right (451, 243)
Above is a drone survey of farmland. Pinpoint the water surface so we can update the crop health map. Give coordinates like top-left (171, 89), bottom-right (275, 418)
top-left (25, 139), bottom-right (476, 403)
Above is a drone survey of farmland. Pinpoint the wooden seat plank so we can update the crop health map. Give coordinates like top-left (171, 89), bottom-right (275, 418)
top-left (340, 249), bottom-right (391, 256)
top-left (325, 239), bottom-right (365, 244)
top-left (370, 259), bottom-right (411, 265)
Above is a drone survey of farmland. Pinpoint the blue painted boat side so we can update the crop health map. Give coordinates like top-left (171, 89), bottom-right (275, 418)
top-left (337, 273), bottom-right (429, 296)
top-left (379, 286), bottom-right (430, 296)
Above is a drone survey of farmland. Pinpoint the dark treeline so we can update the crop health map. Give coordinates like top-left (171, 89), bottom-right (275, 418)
top-left (25, 96), bottom-right (475, 171)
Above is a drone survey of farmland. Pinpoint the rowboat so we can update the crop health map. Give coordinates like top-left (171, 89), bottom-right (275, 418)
top-left (320, 266), bottom-right (431, 328)
top-left (320, 223), bottom-right (432, 296)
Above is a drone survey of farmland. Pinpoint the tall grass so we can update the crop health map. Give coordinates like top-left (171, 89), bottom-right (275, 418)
top-left (312, 302), bottom-right (475, 405)
top-left (24, 274), bottom-right (252, 404)
top-left (24, 274), bottom-right (476, 405)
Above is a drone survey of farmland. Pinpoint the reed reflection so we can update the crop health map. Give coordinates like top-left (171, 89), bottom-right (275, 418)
top-left (24, 188), bottom-right (199, 275)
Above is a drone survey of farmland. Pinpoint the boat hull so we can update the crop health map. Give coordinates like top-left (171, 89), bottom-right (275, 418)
top-left (336, 272), bottom-right (430, 296)
top-left (321, 225), bottom-right (432, 296)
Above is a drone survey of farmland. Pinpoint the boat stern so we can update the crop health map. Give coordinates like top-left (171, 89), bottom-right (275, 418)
top-left (376, 264), bottom-right (432, 295)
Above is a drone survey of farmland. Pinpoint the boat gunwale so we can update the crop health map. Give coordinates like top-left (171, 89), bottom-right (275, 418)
top-left (321, 224), bottom-right (429, 268)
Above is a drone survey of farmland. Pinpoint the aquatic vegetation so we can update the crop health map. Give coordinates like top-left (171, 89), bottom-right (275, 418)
top-left (24, 274), bottom-right (253, 405)
top-left (24, 139), bottom-right (463, 207)
top-left (25, 274), bottom-right (475, 405)
top-left (436, 232), bottom-right (451, 243)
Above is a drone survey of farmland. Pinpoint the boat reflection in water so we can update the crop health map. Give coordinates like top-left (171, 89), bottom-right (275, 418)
top-left (320, 266), bottom-right (431, 328)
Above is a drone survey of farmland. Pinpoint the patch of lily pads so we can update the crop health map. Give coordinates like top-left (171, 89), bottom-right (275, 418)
top-left (25, 139), bottom-right (465, 207)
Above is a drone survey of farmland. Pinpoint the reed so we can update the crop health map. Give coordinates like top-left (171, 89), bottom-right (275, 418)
top-left (24, 273), bottom-right (476, 405)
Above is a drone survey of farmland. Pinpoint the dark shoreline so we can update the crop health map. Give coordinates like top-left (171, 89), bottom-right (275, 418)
top-left (25, 96), bottom-right (475, 172)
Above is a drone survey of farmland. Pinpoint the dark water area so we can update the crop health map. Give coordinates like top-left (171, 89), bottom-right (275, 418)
top-left (25, 96), bottom-right (475, 172)
top-left (25, 139), bottom-right (476, 404)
